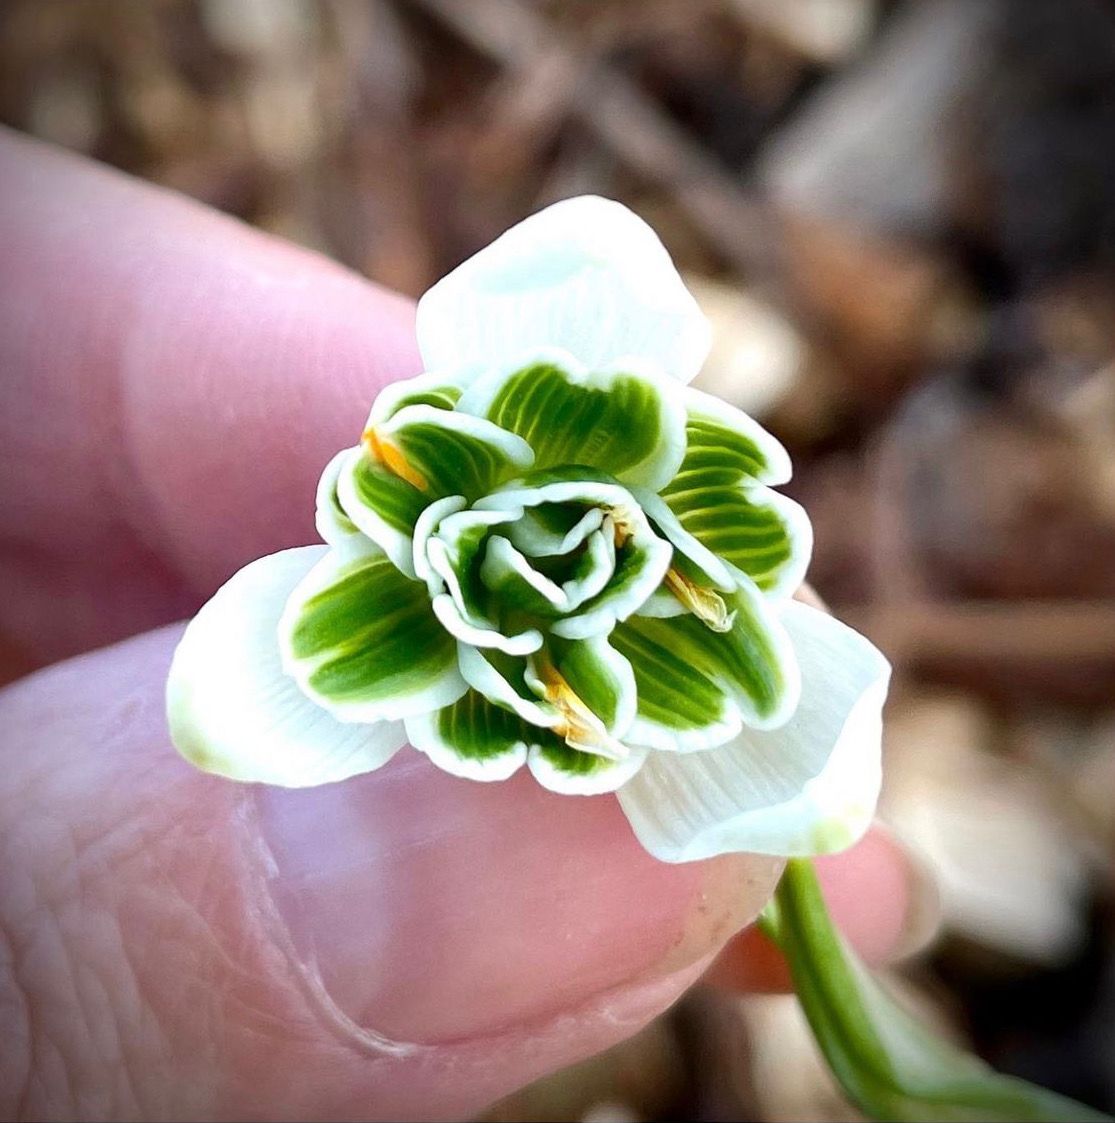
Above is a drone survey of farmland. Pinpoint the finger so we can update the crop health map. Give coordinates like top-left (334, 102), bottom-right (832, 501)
top-left (705, 825), bottom-right (940, 993)
top-left (0, 129), bottom-right (420, 667)
top-left (0, 626), bottom-right (781, 1121)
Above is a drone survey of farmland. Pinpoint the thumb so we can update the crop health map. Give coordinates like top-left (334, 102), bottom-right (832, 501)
top-left (0, 625), bottom-right (778, 1121)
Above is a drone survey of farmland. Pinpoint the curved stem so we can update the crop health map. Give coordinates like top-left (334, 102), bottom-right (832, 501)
top-left (764, 858), bottom-right (1110, 1123)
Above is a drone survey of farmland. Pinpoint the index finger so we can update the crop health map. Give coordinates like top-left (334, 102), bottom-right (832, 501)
top-left (0, 128), bottom-right (420, 667)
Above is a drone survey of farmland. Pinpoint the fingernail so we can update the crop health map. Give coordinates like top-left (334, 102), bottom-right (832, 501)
top-left (253, 753), bottom-right (777, 1045)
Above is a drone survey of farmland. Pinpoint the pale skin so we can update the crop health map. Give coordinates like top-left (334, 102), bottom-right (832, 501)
top-left (0, 128), bottom-right (919, 1120)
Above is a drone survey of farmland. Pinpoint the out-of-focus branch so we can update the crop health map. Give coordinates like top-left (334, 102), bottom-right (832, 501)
top-left (411, 0), bottom-right (779, 279)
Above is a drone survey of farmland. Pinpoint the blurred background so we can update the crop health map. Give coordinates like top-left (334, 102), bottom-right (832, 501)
top-left (2, 0), bottom-right (1113, 1118)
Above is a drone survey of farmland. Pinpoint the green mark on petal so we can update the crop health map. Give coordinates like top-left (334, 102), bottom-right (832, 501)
top-left (613, 578), bottom-right (797, 744)
top-left (459, 356), bottom-right (686, 491)
top-left (280, 550), bottom-right (464, 721)
top-left (663, 386), bottom-right (791, 494)
top-left (372, 404), bottom-right (534, 501)
top-left (664, 483), bottom-right (811, 597)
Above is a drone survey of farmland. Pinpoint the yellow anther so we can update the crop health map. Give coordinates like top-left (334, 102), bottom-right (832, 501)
top-left (537, 660), bottom-right (629, 762)
top-left (362, 426), bottom-right (428, 491)
top-left (665, 568), bottom-right (735, 633)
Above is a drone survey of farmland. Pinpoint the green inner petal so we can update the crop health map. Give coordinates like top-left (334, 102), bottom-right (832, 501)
top-left (533, 740), bottom-right (616, 777)
top-left (664, 484), bottom-right (804, 593)
top-left (613, 581), bottom-right (795, 732)
top-left (378, 406), bottom-right (534, 501)
top-left (346, 455), bottom-right (428, 534)
top-left (432, 689), bottom-right (559, 761)
top-left (464, 359), bottom-right (684, 490)
top-left (282, 552), bottom-right (460, 716)
top-left (610, 617), bottom-right (735, 735)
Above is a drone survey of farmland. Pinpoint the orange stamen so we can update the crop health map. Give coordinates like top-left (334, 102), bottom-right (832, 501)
top-left (362, 427), bottom-right (428, 491)
top-left (664, 568), bottom-right (735, 632)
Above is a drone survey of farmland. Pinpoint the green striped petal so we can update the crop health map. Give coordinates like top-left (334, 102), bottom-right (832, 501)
top-left (528, 740), bottom-right (649, 796)
top-left (457, 643), bottom-right (558, 730)
top-left (336, 447), bottom-right (428, 576)
top-left (279, 548), bottom-right (466, 722)
top-left (478, 528), bottom-right (617, 617)
top-left (372, 404), bottom-right (535, 501)
top-left (617, 603), bottom-right (890, 861)
top-left (663, 385), bottom-right (792, 492)
top-left (662, 481), bottom-right (813, 599)
top-left (415, 195), bottom-right (711, 384)
top-left (404, 689), bottom-right (539, 782)
top-left (314, 448), bottom-right (363, 550)
top-left (551, 522), bottom-right (671, 640)
top-left (425, 508), bottom-right (544, 656)
top-left (458, 353), bottom-right (686, 491)
top-left (365, 370), bottom-right (466, 425)
top-left (611, 577), bottom-right (799, 751)
top-left (507, 504), bottom-right (604, 557)
top-left (475, 471), bottom-right (673, 638)
top-left (533, 634), bottom-right (637, 736)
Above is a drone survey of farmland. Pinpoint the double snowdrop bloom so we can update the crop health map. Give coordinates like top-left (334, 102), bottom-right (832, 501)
top-left (167, 196), bottom-right (890, 862)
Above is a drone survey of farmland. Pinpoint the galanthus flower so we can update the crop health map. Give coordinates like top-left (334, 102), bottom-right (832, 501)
top-left (165, 197), bottom-right (1109, 1123)
top-left (167, 195), bottom-right (890, 864)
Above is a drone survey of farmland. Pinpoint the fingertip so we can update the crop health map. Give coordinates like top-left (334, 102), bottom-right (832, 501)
top-left (706, 824), bottom-right (940, 993)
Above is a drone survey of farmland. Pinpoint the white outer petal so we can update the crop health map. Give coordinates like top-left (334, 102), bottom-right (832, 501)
top-left (166, 547), bottom-right (406, 787)
top-left (616, 602), bottom-right (891, 861)
top-left (416, 195), bottom-right (711, 383)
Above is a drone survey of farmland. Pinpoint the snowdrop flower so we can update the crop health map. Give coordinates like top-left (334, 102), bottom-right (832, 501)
top-left (167, 196), bottom-right (890, 863)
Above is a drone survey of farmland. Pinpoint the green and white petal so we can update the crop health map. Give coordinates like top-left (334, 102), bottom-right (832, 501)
top-left (457, 643), bottom-right (558, 730)
top-left (551, 530), bottom-right (672, 640)
top-left (404, 691), bottom-right (533, 782)
top-left (476, 468), bottom-right (637, 516)
top-left (458, 352), bottom-right (687, 492)
top-left (279, 548), bottom-right (466, 722)
top-left (663, 482), bottom-right (813, 599)
top-left (365, 369), bottom-right (467, 425)
top-left (507, 504), bottom-right (604, 557)
top-left (635, 489), bottom-right (735, 590)
top-left (336, 447), bottom-right (427, 576)
top-left (412, 494), bottom-right (467, 596)
top-left (372, 404), bottom-right (535, 501)
top-left (616, 602), bottom-right (891, 862)
top-left (431, 594), bottom-right (544, 657)
top-left (315, 448), bottom-right (364, 550)
top-left (426, 508), bottom-right (543, 654)
top-left (416, 195), bottom-right (711, 384)
top-left (528, 740), bottom-right (650, 796)
top-left (612, 576), bottom-right (799, 749)
top-left (167, 546), bottom-right (406, 787)
top-left (527, 634), bottom-right (638, 739)
top-left (556, 523), bottom-right (616, 610)
top-left (663, 384), bottom-right (792, 491)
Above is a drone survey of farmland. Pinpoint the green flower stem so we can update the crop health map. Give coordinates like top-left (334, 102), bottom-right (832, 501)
top-left (761, 858), bottom-right (1110, 1123)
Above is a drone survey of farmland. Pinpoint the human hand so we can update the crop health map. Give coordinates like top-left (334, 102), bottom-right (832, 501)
top-left (0, 129), bottom-right (924, 1121)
